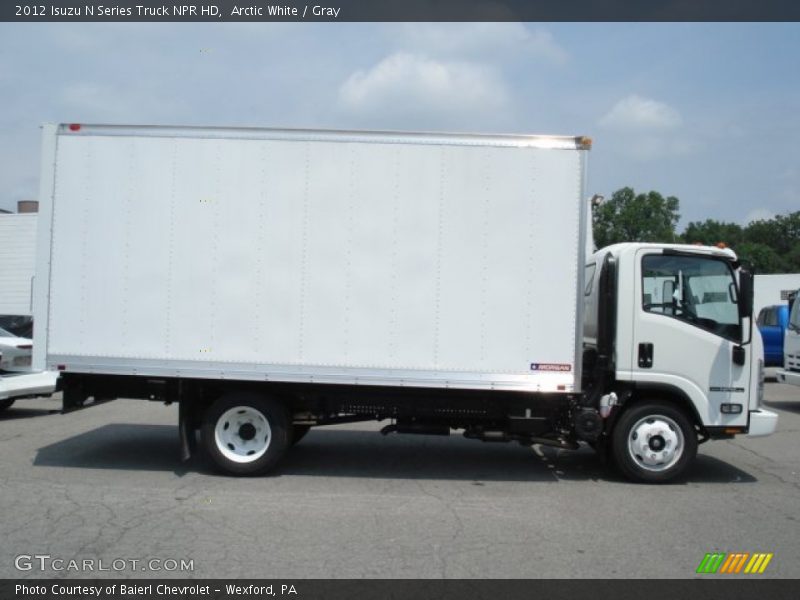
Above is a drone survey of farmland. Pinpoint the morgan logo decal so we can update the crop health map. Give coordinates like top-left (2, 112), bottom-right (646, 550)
top-left (530, 363), bottom-right (572, 372)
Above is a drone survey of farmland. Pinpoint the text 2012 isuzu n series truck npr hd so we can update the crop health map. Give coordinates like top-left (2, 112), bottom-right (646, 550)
top-left (33, 123), bottom-right (777, 483)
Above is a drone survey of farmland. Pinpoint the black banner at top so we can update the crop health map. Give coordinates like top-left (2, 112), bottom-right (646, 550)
top-left (2, 0), bottom-right (800, 22)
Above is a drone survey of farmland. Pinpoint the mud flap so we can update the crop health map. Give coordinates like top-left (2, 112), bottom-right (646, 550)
top-left (178, 401), bottom-right (197, 462)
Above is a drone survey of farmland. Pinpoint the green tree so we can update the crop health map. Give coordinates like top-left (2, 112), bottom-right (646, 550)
top-left (784, 243), bottom-right (800, 273)
top-left (678, 212), bottom-right (800, 274)
top-left (592, 188), bottom-right (799, 274)
top-left (743, 211), bottom-right (800, 257)
top-left (681, 219), bottom-right (743, 247)
top-left (736, 211), bottom-right (800, 273)
top-left (734, 242), bottom-right (786, 274)
top-left (593, 187), bottom-right (680, 248)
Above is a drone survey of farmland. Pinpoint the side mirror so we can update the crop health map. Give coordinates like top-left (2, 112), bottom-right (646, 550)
top-left (739, 269), bottom-right (754, 319)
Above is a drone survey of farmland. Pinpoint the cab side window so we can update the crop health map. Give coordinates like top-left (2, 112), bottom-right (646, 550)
top-left (641, 254), bottom-right (741, 341)
top-left (756, 306), bottom-right (778, 327)
top-left (764, 308), bottom-right (778, 327)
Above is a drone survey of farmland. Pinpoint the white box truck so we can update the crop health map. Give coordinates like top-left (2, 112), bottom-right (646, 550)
top-left (0, 212), bottom-right (37, 317)
top-left (33, 123), bottom-right (777, 482)
top-left (777, 290), bottom-right (800, 387)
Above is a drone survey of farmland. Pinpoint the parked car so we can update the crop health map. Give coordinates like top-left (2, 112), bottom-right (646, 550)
top-left (0, 315), bottom-right (33, 338)
top-left (0, 326), bottom-right (32, 372)
top-left (757, 304), bottom-right (790, 367)
top-left (0, 370), bottom-right (59, 412)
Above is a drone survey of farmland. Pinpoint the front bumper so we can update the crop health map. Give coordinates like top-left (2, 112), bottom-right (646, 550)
top-left (748, 409), bottom-right (779, 437)
top-left (776, 369), bottom-right (800, 387)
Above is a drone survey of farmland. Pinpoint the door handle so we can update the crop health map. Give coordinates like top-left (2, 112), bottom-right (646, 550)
top-left (638, 343), bottom-right (654, 368)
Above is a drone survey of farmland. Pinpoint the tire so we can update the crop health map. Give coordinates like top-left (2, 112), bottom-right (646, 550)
top-left (291, 425), bottom-right (311, 446)
top-left (611, 400), bottom-right (697, 483)
top-left (201, 392), bottom-right (290, 476)
top-left (0, 399), bottom-right (16, 412)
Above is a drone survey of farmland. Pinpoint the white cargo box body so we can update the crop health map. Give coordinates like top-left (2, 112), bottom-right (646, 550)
top-left (34, 124), bottom-right (588, 393)
top-left (0, 213), bottom-right (37, 316)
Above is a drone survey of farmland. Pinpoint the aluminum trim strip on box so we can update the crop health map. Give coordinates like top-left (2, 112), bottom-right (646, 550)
top-left (54, 123), bottom-right (589, 151)
top-left (48, 356), bottom-right (576, 393)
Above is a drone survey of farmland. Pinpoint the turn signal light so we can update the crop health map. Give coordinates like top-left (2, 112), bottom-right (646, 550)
top-left (721, 403), bottom-right (743, 414)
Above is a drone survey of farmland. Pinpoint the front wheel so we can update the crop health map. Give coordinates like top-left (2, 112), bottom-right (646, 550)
top-left (611, 400), bottom-right (697, 483)
top-left (201, 392), bottom-right (290, 476)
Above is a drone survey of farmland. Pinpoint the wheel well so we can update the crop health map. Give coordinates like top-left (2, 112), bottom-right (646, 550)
top-left (179, 383), bottom-right (301, 427)
top-left (621, 386), bottom-right (704, 433)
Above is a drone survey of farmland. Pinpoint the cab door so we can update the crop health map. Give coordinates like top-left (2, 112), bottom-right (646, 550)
top-left (632, 250), bottom-right (749, 427)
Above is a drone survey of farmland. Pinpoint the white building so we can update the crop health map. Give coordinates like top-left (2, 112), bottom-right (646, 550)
top-left (754, 273), bottom-right (800, 315)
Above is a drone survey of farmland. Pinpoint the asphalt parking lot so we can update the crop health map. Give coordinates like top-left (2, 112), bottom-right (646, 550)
top-left (1, 379), bottom-right (798, 579)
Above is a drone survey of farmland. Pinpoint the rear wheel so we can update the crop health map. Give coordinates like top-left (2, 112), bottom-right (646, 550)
top-left (0, 398), bottom-right (16, 412)
top-left (201, 392), bottom-right (290, 476)
top-left (611, 400), bottom-right (697, 483)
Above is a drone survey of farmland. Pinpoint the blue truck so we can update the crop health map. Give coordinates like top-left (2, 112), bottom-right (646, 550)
top-left (757, 304), bottom-right (790, 366)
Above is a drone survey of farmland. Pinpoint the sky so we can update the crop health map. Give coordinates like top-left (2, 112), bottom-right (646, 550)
top-left (0, 22), bottom-right (798, 227)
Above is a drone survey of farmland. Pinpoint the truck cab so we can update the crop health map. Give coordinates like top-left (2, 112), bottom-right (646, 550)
top-left (584, 243), bottom-right (778, 482)
top-left (777, 290), bottom-right (800, 386)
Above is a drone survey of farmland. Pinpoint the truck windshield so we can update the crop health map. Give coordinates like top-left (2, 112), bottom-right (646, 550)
top-left (642, 254), bottom-right (741, 341)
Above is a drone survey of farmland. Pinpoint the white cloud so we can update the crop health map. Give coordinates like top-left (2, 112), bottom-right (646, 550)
top-left (597, 94), bottom-right (695, 161)
top-left (336, 24), bottom-right (566, 129)
top-left (338, 52), bottom-right (508, 122)
top-left (599, 94), bottom-right (683, 131)
top-left (396, 23), bottom-right (568, 65)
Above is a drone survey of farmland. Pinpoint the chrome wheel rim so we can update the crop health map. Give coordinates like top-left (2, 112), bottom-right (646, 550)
top-left (627, 414), bottom-right (684, 472)
top-left (214, 406), bottom-right (272, 463)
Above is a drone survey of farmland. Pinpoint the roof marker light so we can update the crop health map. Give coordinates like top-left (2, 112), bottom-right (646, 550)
top-left (68, 124), bottom-right (81, 132)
